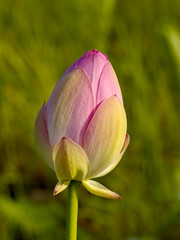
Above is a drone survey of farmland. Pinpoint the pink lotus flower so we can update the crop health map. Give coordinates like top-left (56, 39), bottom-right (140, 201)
top-left (34, 49), bottom-right (129, 199)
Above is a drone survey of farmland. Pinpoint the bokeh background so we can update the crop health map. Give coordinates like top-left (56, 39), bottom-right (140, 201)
top-left (0, 0), bottom-right (180, 239)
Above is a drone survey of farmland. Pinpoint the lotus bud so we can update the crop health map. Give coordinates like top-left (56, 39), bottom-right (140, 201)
top-left (34, 49), bottom-right (130, 199)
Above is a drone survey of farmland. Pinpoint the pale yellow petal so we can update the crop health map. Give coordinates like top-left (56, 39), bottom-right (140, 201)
top-left (82, 180), bottom-right (120, 199)
top-left (83, 96), bottom-right (127, 179)
top-left (53, 137), bottom-right (90, 181)
top-left (91, 134), bottom-right (130, 179)
top-left (53, 180), bottom-right (71, 195)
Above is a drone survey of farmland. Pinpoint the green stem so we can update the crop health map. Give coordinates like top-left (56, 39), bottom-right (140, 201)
top-left (65, 181), bottom-right (79, 240)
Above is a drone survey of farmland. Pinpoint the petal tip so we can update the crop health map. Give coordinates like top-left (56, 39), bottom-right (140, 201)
top-left (116, 194), bottom-right (121, 200)
top-left (85, 49), bottom-right (107, 60)
top-left (53, 190), bottom-right (58, 196)
top-left (53, 180), bottom-right (71, 196)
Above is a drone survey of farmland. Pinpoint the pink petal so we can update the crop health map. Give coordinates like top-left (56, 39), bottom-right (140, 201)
top-left (96, 61), bottom-right (123, 105)
top-left (76, 50), bottom-right (108, 103)
top-left (47, 67), bottom-right (94, 148)
top-left (34, 103), bottom-right (53, 168)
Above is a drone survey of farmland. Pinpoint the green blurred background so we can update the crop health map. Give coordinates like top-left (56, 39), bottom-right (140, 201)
top-left (0, 0), bottom-right (180, 239)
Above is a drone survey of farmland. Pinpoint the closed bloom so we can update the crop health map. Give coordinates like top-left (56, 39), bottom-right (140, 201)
top-left (34, 49), bottom-right (130, 199)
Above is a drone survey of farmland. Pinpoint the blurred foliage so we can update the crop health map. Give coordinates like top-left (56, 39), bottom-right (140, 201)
top-left (0, 0), bottom-right (180, 239)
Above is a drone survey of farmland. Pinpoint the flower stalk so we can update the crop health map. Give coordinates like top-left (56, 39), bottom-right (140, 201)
top-left (65, 181), bottom-right (79, 240)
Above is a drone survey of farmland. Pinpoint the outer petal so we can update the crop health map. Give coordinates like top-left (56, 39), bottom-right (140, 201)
top-left (53, 180), bottom-right (71, 195)
top-left (53, 137), bottom-right (90, 181)
top-left (34, 102), bottom-right (53, 168)
top-left (82, 180), bottom-right (120, 199)
top-left (83, 96), bottom-right (127, 179)
top-left (91, 134), bottom-right (130, 179)
top-left (47, 67), bottom-right (94, 148)
top-left (96, 61), bottom-right (123, 105)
